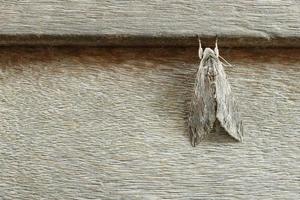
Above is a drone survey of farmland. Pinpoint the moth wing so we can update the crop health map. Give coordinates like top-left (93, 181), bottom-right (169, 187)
top-left (189, 63), bottom-right (217, 146)
top-left (215, 62), bottom-right (243, 141)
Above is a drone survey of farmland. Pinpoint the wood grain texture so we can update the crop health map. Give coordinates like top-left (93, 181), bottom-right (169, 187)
top-left (0, 1), bottom-right (300, 47)
top-left (0, 47), bottom-right (299, 199)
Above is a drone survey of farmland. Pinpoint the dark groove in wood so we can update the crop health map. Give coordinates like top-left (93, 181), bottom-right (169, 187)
top-left (1, 35), bottom-right (300, 47)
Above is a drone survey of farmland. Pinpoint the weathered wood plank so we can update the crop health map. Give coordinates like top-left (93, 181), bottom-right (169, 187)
top-left (0, 47), bottom-right (299, 199)
top-left (0, 1), bottom-right (300, 47)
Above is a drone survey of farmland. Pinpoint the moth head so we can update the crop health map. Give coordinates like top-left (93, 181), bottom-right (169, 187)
top-left (198, 38), bottom-right (219, 60)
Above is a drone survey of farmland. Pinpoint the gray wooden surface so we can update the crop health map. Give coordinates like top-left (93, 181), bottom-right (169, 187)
top-left (0, 47), bottom-right (299, 199)
top-left (0, 1), bottom-right (300, 47)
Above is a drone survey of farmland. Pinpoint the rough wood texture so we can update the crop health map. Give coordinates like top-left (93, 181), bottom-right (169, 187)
top-left (0, 47), bottom-right (299, 199)
top-left (0, 1), bottom-right (300, 47)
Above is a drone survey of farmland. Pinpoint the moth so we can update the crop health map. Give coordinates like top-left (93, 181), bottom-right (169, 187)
top-left (188, 39), bottom-right (243, 146)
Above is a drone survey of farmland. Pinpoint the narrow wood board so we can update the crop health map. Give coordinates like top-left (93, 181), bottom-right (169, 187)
top-left (0, 1), bottom-right (300, 47)
top-left (0, 47), bottom-right (299, 199)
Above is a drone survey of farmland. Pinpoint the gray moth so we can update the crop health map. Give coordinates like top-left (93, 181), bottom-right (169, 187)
top-left (188, 39), bottom-right (243, 146)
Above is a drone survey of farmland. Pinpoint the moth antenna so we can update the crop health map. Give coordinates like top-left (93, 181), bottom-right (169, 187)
top-left (198, 37), bottom-right (203, 59)
top-left (214, 37), bottom-right (219, 57)
top-left (219, 55), bottom-right (235, 67)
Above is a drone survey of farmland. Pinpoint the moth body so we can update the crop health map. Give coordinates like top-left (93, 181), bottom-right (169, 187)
top-left (188, 40), bottom-right (243, 146)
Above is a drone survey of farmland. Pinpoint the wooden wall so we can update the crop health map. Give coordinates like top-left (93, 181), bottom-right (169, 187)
top-left (1, 1), bottom-right (299, 199)
top-left (1, 47), bottom-right (299, 199)
top-left (0, 1), bottom-right (300, 47)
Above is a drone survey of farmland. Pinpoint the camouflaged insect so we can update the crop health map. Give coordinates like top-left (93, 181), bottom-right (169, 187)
top-left (188, 39), bottom-right (243, 146)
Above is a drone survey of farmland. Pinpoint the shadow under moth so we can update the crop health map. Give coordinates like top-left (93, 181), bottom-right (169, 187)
top-left (188, 39), bottom-right (243, 146)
